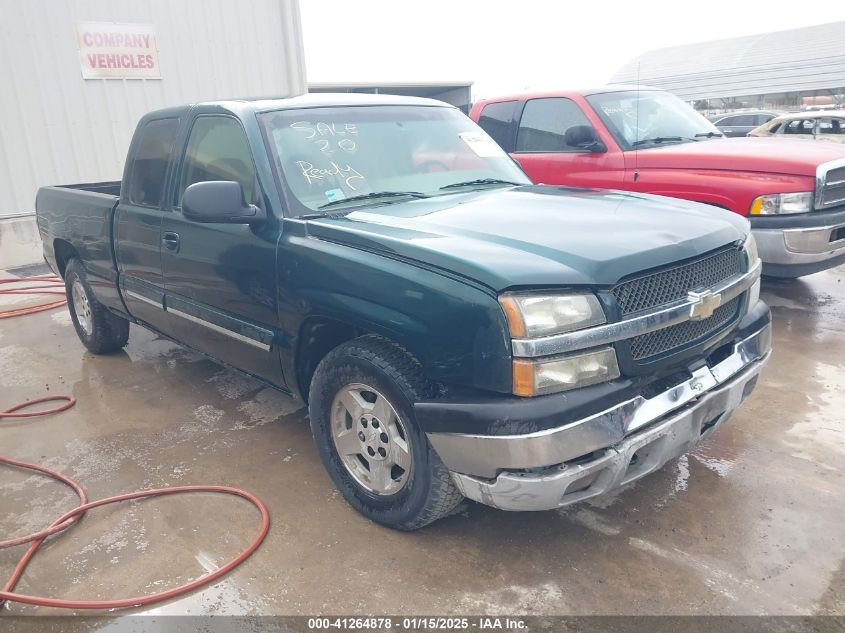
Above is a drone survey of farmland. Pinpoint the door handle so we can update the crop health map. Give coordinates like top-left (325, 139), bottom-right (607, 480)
top-left (162, 232), bottom-right (180, 251)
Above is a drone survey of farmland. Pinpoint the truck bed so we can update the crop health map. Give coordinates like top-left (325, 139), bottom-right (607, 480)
top-left (57, 181), bottom-right (122, 196)
top-left (35, 181), bottom-right (122, 310)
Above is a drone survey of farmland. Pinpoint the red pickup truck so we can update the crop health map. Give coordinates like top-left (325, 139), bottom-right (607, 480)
top-left (470, 86), bottom-right (845, 278)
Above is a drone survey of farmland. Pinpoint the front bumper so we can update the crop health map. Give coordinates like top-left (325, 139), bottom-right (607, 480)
top-left (752, 207), bottom-right (845, 277)
top-left (425, 317), bottom-right (771, 512)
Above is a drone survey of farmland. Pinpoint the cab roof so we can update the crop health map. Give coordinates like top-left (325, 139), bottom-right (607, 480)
top-left (474, 84), bottom-right (663, 105)
top-left (200, 92), bottom-right (453, 112)
top-left (140, 93), bottom-right (455, 122)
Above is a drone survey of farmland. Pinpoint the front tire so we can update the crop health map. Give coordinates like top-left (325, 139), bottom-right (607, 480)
top-left (65, 258), bottom-right (130, 354)
top-left (308, 335), bottom-right (464, 530)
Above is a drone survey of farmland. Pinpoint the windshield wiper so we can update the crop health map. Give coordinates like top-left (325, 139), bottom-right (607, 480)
top-left (317, 190), bottom-right (428, 210)
top-left (299, 210), bottom-right (356, 220)
top-left (440, 178), bottom-right (523, 191)
top-left (631, 136), bottom-right (698, 147)
top-left (695, 131), bottom-right (724, 138)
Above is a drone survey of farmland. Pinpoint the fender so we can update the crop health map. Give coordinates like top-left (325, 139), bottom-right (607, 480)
top-left (277, 226), bottom-right (514, 396)
top-left (628, 168), bottom-right (816, 216)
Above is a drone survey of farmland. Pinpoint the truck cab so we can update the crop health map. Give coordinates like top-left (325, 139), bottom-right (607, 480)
top-left (471, 86), bottom-right (845, 278)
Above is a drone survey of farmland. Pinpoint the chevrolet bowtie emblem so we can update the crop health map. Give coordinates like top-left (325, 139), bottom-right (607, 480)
top-left (688, 290), bottom-right (722, 321)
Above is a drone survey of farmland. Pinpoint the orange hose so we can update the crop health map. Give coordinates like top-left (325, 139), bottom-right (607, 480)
top-left (0, 274), bottom-right (67, 319)
top-left (1, 395), bottom-right (271, 611)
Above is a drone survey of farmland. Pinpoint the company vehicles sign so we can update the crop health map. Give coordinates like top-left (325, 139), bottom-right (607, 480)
top-left (76, 22), bottom-right (161, 79)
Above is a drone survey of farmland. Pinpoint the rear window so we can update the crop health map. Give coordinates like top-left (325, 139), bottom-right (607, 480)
top-left (477, 101), bottom-right (517, 152)
top-left (128, 118), bottom-right (179, 207)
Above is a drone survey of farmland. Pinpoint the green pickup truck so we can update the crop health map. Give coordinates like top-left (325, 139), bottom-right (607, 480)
top-left (35, 94), bottom-right (771, 530)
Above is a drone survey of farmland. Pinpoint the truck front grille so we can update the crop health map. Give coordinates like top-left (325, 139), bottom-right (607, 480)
top-left (612, 246), bottom-right (743, 363)
top-left (628, 296), bottom-right (741, 360)
top-left (819, 165), bottom-right (845, 208)
top-left (612, 246), bottom-right (742, 316)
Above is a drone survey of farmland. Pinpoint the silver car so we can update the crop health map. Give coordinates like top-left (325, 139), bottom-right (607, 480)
top-left (708, 110), bottom-right (779, 137)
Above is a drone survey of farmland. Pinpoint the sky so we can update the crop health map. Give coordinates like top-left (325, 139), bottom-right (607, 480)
top-left (300, 1), bottom-right (844, 100)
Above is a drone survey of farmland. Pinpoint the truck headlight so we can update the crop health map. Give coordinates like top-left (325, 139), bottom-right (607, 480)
top-left (743, 233), bottom-right (760, 268)
top-left (513, 347), bottom-right (620, 397)
top-left (750, 192), bottom-right (813, 215)
top-left (499, 292), bottom-right (606, 338)
top-left (743, 234), bottom-right (761, 310)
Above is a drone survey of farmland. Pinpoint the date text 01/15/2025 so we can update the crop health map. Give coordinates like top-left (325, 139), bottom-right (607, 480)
top-left (306, 616), bottom-right (528, 630)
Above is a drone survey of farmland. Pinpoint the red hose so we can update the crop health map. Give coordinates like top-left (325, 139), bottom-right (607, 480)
top-left (1, 396), bottom-right (271, 611)
top-left (0, 395), bottom-right (76, 419)
top-left (0, 455), bottom-right (87, 549)
top-left (0, 274), bottom-right (67, 319)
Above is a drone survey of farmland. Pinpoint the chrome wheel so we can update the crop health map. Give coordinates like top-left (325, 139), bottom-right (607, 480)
top-left (330, 383), bottom-right (412, 495)
top-left (71, 279), bottom-right (93, 336)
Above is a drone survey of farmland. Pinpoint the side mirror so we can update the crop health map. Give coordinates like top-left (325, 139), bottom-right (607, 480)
top-left (564, 125), bottom-right (606, 153)
top-left (182, 181), bottom-right (266, 224)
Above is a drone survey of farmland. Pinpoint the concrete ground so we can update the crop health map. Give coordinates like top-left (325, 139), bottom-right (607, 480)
top-left (0, 264), bottom-right (843, 618)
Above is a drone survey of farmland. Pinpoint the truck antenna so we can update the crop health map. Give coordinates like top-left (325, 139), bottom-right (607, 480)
top-left (634, 61), bottom-right (640, 182)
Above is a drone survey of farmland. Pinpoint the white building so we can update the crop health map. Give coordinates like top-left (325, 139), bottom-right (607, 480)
top-left (611, 21), bottom-right (845, 111)
top-left (0, 0), bottom-right (307, 215)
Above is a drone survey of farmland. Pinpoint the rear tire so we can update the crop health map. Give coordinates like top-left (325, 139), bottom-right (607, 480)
top-left (308, 335), bottom-right (464, 530)
top-left (65, 258), bottom-right (130, 354)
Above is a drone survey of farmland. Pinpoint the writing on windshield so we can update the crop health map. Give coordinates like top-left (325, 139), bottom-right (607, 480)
top-left (260, 105), bottom-right (529, 214)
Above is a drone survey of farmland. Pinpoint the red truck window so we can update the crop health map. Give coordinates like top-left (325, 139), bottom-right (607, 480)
top-left (128, 118), bottom-right (179, 208)
top-left (478, 101), bottom-right (518, 152)
top-left (515, 98), bottom-right (593, 153)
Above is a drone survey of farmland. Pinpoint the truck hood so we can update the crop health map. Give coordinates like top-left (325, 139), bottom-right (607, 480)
top-left (634, 137), bottom-right (845, 177)
top-left (304, 186), bottom-right (748, 291)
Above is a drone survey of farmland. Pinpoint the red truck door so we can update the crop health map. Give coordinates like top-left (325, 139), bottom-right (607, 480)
top-left (478, 97), bottom-right (625, 189)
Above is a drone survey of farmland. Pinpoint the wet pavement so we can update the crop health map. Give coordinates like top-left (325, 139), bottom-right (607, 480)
top-left (0, 265), bottom-right (843, 617)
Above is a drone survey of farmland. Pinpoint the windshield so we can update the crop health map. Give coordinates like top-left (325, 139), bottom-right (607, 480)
top-left (259, 105), bottom-right (530, 214)
top-left (585, 90), bottom-right (723, 150)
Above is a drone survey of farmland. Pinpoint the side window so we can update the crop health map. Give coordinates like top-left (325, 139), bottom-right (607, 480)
top-left (818, 118), bottom-right (843, 134)
top-left (477, 101), bottom-right (518, 152)
top-left (784, 119), bottom-right (814, 134)
top-left (516, 98), bottom-right (594, 152)
top-left (717, 116), bottom-right (739, 126)
top-left (755, 114), bottom-right (775, 125)
top-left (726, 115), bottom-right (755, 127)
top-left (128, 118), bottom-right (179, 207)
top-left (176, 116), bottom-right (257, 207)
